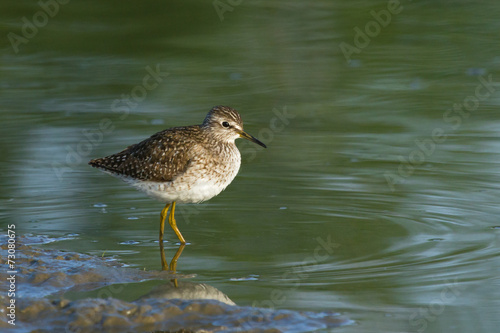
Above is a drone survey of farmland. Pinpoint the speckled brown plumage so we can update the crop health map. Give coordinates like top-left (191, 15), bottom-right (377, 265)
top-left (90, 107), bottom-right (245, 181)
top-left (89, 105), bottom-right (266, 203)
top-left (89, 126), bottom-right (204, 182)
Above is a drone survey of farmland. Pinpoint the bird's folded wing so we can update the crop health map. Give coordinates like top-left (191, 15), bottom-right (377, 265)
top-left (89, 126), bottom-right (201, 182)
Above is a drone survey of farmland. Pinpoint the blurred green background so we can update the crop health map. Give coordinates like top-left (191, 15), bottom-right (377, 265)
top-left (1, 0), bottom-right (500, 332)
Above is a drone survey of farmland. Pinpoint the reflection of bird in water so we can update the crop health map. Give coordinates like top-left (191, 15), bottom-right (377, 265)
top-left (138, 280), bottom-right (235, 306)
top-left (139, 244), bottom-right (235, 306)
top-left (89, 106), bottom-right (266, 269)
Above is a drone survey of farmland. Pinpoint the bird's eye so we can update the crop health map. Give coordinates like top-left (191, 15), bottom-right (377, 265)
top-left (222, 121), bottom-right (230, 128)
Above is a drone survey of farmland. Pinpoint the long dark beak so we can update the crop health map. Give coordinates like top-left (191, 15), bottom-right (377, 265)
top-left (237, 129), bottom-right (267, 148)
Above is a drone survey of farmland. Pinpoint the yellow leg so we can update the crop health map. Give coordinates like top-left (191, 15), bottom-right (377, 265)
top-left (170, 244), bottom-right (185, 286)
top-left (159, 203), bottom-right (171, 244)
top-left (169, 244), bottom-right (186, 272)
top-left (159, 203), bottom-right (171, 270)
top-left (160, 240), bottom-right (168, 271)
top-left (169, 202), bottom-right (186, 244)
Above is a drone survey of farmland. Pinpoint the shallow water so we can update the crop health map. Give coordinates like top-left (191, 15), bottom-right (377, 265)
top-left (1, 0), bottom-right (500, 332)
top-left (0, 236), bottom-right (350, 332)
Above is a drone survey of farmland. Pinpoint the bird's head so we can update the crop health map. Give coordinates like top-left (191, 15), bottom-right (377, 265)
top-left (202, 105), bottom-right (267, 148)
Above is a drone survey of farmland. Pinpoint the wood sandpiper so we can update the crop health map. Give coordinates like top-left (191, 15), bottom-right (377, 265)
top-left (89, 106), bottom-right (266, 253)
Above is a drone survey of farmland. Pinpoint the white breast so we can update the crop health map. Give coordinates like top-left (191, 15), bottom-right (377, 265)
top-left (129, 145), bottom-right (241, 204)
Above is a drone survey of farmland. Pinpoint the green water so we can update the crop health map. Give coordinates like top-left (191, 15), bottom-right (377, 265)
top-left (1, 0), bottom-right (500, 332)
